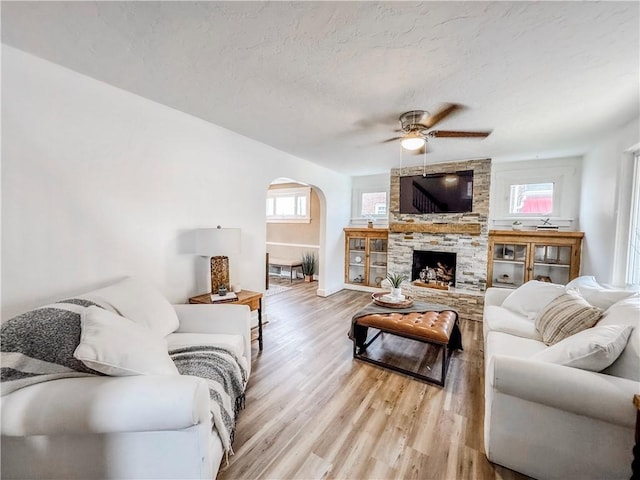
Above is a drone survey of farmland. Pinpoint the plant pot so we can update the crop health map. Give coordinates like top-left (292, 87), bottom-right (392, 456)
top-left (304, 275), bottom-right (313, 283)
top-left (391, 287), bottom-right (402, 299)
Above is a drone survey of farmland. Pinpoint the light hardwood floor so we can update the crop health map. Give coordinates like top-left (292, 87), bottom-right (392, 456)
top-left (218, 280), bottom-right (529, 480)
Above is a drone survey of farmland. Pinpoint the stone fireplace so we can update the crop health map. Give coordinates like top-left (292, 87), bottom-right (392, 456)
top-left (387, 158), bottom-right (492, 321)
top-left (412, 250), bottom-right (457, 288)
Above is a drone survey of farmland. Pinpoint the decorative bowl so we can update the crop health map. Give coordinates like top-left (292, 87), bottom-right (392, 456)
top-left (371, 292), bottom-right (414, 308)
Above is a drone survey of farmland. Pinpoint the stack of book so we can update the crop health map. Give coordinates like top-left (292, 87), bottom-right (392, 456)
top-left (209, 292), bottom-right (238, 303)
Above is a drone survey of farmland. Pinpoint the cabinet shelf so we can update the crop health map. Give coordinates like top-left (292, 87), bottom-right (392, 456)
top-left (533, 262), bottom-right (570, 268)
top-left (488, 230), bottom-right (583, 288)
top-left (344, 228), bottom-right (389, 289)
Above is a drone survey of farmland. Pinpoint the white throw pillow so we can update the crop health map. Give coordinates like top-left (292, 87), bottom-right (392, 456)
top-left (531, 324), bottom-right (633, 371)
top-left (565, 276), bottom-right (637, 310)
top-left (597, 295), bottom-right (640, 381)
top-left (81, 277), bottom-right (180, 336)
top-left (535, 289), bottom-right (603, 345)
top-left (501, 280), bottom-right (565, 320)
top-left (74, 306), bottom-right (179, 376)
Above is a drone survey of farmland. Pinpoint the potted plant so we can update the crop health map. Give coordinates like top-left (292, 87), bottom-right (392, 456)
top-left (301, 252), bottom-right (317, 282)
top-left (386, 272), bottom-right (407, 299)
top-left (512, 220), bottom-right (523, 231)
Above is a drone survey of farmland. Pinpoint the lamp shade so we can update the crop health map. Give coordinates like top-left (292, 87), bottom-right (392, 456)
top-left (195, 228), bottom-right (241, 256)
top-left (400, 134), bottom-right (426, 151)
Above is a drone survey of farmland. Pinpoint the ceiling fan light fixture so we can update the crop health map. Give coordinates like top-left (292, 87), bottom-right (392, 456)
top-left (400, 133), bottom-right (425, 151)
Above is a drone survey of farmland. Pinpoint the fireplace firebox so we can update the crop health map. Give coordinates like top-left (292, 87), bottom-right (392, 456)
top-left (412, 250), bottom-right (457, 288)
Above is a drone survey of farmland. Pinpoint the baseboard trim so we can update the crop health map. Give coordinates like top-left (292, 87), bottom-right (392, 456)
top-left (316, 284), bottom-right (343, 297)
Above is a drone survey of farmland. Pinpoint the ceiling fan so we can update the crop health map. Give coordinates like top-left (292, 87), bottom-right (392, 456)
top-left (382, 104), bottom-right (491, 154)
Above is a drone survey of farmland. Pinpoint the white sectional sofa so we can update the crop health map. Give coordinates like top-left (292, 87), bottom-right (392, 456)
top-left (483, 277), bottom-right (639, 480)
top-left (1, 277), bottom-right (251, 479)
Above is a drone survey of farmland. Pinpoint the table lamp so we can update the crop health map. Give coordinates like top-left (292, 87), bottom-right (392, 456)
top-left (195, 226), bottom-right (241, 294)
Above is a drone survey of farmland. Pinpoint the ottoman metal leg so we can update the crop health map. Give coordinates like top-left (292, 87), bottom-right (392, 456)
top-left (352, 325), bottom-right (451, 387)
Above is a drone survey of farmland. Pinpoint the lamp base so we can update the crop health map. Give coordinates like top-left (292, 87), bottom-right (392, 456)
top-left (210, 256), bottom-right (230, 294)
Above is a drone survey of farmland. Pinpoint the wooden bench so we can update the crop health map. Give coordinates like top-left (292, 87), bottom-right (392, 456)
top-left (268, 257), bottom-right (303, 283)
top-left (352, 310), bottom-right (458, 386)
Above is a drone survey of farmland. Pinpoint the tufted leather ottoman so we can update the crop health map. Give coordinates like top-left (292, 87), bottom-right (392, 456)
top-left (352, 309), bottom-right (459, 386)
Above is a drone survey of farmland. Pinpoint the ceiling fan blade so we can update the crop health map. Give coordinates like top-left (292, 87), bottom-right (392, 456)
top-left (429, 130), bottom-right (491, 138)
top-left (381, 136), bottom-right (403, 143)
top-left (424, 103), bottom-right (462, 128)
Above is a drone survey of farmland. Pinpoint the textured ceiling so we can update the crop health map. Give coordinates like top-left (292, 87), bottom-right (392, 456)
top-left (2, 1), bottom-right (639, 176)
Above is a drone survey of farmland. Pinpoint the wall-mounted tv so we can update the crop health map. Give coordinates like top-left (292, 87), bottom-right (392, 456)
top-left (399, 170), bottom-right (473, 214)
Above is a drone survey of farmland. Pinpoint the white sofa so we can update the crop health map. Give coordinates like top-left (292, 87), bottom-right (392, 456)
top-left (1, 277), bottom-right (252, 480)
top-left (483, 278), bottom-right (640, 480)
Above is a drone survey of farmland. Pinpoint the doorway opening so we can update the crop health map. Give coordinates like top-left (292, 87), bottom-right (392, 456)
top-left (265, 178), bottom-right (324, 295)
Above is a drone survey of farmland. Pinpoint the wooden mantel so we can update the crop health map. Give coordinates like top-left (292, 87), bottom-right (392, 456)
top-left (389, 222), bottom-right (482, 235)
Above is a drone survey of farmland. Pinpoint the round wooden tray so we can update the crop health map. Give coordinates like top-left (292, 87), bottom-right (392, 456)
top-left (371, 292), bottom-right (414, 309)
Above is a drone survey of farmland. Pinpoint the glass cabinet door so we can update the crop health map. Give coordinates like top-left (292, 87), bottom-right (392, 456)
top-left (491, 243), bottom-right (527, 288)
top-left (347, 236), bottom-right (366, 284)
top-left (367, 238), bottom-right (388, 287)
top-left (532, 244), bottom-right (572, 285)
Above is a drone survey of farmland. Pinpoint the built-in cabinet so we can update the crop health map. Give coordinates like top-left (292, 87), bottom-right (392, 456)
top-left (344, 228), bottom-right (388, 289)
top-left (487, 230), bottom-right (584, 289)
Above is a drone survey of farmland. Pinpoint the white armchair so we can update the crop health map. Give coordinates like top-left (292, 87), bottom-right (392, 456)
top-left (1, 278), bottom-right (252, 480)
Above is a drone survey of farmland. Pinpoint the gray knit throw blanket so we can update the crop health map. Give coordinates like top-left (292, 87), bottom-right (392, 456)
top-left (170, 345), bottom-right (247, 455)
top-left (1, 299), bottom-right (105, 396)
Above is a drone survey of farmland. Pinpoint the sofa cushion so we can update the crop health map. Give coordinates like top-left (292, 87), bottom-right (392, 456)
top-left (485, 331), bottom-right (547, 364)
top-left (74, 306), bottom-right (179, 376)
top-left (597, 295), bottom-right (640, 381)
top-left (530, 324), bottom-right (633, 371)
top-left (565, 276), bottom-right (637, 310)
top-left (535, 290), bottom-right (603, 345)
top-left (501, 280), bottom-right (565, 320)
top-left (81, 277), bottom-right (179, 336)
top-left (483, 305), bottom-right (542, 341)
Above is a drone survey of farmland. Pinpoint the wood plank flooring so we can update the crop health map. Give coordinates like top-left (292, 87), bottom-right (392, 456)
top-left (218, 280), bottom-right (529, 480)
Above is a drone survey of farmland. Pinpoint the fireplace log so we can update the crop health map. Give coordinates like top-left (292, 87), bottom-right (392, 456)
top-left (413, 280), bottom-right (450, 290)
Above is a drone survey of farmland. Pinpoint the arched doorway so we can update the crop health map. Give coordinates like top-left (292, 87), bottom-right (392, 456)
top-left (265, 178), bottom-right (325, 294)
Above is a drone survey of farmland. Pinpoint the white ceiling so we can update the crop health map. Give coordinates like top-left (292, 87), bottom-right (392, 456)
top-left (2, 1), bottom-right (639, 176)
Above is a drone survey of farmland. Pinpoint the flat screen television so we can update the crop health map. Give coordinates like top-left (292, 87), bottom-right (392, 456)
top-left (399, 170), bottom-right (473, 214)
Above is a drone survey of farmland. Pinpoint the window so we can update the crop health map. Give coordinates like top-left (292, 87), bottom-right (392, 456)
top-left (266, 187), bottom-right (310, 223)
top-left (492, 160), bottom-right (578, 224)
top-left (509, 182), bottom-right (554, 215)
top-left (627, 152), bottom-right (640, 285)
top-left (361, 191), bottom-right (387, 216)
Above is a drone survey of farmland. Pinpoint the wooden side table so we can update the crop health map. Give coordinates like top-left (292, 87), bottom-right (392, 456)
top-left (188, 290), bottom-right (264, 351)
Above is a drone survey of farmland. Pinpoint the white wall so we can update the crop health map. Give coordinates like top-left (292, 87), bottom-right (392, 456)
top-left (350, 173), bottom-right (390, 226)
top-left (580, 117), bottom-right (640, 284)
top-left (1, 46), bottom-right (351, 319)
top-left (490, 156), bottom-right (583, 230)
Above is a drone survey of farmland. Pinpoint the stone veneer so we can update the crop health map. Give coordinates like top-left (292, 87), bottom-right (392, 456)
top-left (388, 158), bottom-right (491, 321)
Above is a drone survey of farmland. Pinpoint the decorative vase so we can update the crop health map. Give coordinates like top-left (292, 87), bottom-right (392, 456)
top-left (218, 286), bottom-right (228, 297)
top-left (391, 287), bottom-right (402, 300)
